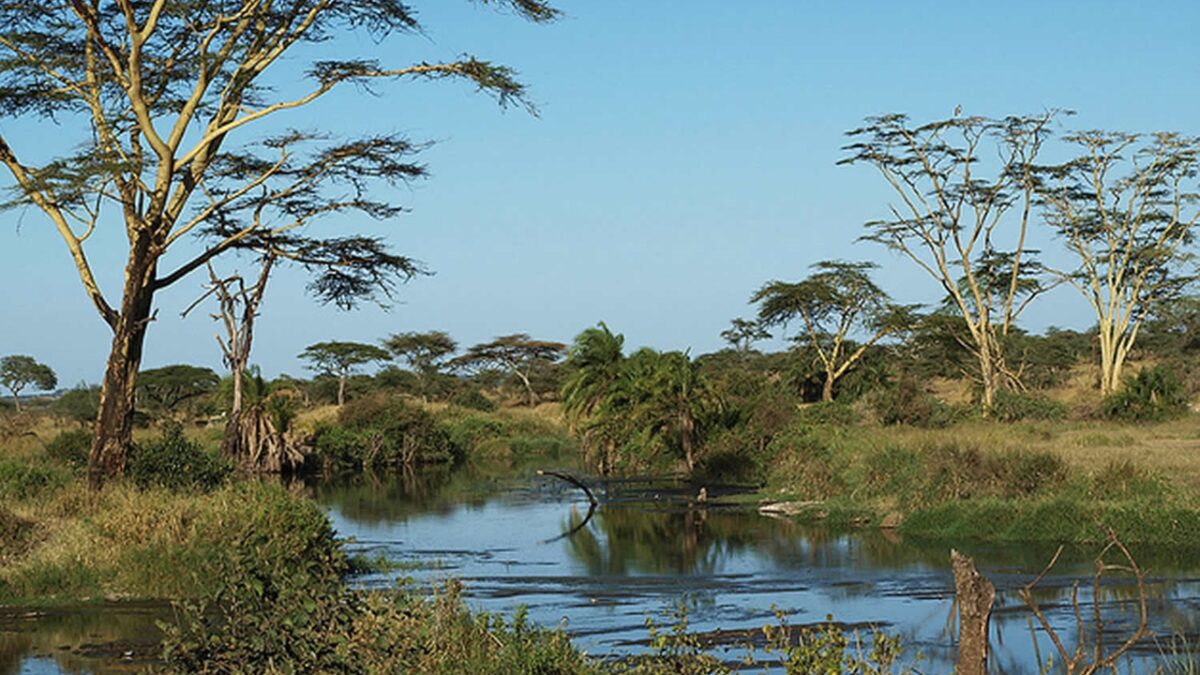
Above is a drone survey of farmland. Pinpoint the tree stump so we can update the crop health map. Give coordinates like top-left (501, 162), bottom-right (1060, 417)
top-left (951, 549), bottom-right (995, 675)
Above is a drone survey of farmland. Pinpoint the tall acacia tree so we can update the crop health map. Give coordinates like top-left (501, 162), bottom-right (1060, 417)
top-left (842, 112), bottom-right (1058, 414)
top-left (0, 0), bottom-right (558, 487)
top-left (752, 261), bottom-right (918, 402)
top-left (1036, 131), bottom-right (1200, 396)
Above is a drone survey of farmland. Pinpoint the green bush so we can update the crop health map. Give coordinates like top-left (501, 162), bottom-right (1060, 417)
top-left (312, 397), bottom-right (463, 472)
top-left (0, 460), bottom-right (70, 500)
top-left (794, 400), bottom-right (860, 427)
top-left (126, 425), bottom-right (230, 491)
top-left (44, 429), bottom-right (91, 468)
top-left (866, 378), bottom-right (959, 428)
top-left (1102, 365), bottom-right (1190, 422)
top-left (990, 390), bottom-right (1068, 422)
top-left (449, 388), bottom-right (498, 412)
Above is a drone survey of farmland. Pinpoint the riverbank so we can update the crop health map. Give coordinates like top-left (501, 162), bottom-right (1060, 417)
top-left (752, 412), bottom-right (1200, 546)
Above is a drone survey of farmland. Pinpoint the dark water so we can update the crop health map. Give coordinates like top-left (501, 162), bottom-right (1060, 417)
top-left (6, 464), bottom-right (1200, 673)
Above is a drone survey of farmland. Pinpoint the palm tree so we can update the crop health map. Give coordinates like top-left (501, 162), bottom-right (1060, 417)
top-left (561, 323), bottom-right (626, 422)
top-left (629, 350), bottom-right (717, 473)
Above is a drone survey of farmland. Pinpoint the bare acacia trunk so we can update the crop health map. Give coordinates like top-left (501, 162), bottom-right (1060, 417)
top-left (337, 373), bottom-right (347, 407)
top-left (516, 370), bottom-right (538, 407)
top-left (977, 338), bottom-right (1000, 416)
top-left (821, 371), bottom-right (835, 402)
top-left (89, 237), bottom-right (158, 489)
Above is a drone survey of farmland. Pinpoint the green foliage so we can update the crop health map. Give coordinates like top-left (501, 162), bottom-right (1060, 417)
top-left (51, 385), bottom-right (100, 426)
top-left (136, 364), bottom-right (220, 419)
top-left (1103, 365), bottom-right (1191, 422)
top-left (794, 400), bottom-right (860, 426)
top-left (0, 354), bottom-right (56, 410)
top-left (449, 387), bottom-right (499, 412)
top-left (761, 611), bottom-right (908, 675)
top-left (864, 376), bottom-right (960, 428)
top-left (0, 506), bottom-right (31, 558)
top-left (163, 568), bottom-right (594, 674)
top-left (0, 459), bottom-right (69, 500)
top-left (126, 425), bottom-right (231, 491)
top-left (313, 397), bottom-right (462, 472)
top-left (989, 390), bottom-right (1068, 422)
top-left (44, 429), bottom-right (91, 468)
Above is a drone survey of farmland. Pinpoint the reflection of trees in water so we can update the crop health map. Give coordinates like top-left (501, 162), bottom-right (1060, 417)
top-left (0, 606), bottom-right (164, 674)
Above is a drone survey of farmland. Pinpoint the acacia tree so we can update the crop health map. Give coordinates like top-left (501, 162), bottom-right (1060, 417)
top-left (0, 355), bottom-right (57, 413)
top-left (299, 341), bottom-right (389, 406)
top-left (0, 0), bottom-right (558, 487)
top-left (382, 330), bottom-right (458, 401)
top-left (136, 364), bottom-right (219, 417)
top-left (455, 334), bottom-right (566, 407)
top-left (1036, 131), bottom-right (1200, 396)
top-left (752, 261), bottom-right (919, 402)
top-left (842, 112), bottom-right (1058, 414)
top-left (720, 318), bottom-right (770, 354)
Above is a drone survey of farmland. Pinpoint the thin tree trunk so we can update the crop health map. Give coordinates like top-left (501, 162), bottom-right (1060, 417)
top-left (680, 412), bottom-right (695, 472)
top-left (89, 237), bottom-right (158, 489)
top-left (8, 389), bottom-right (20, 414)
top-left (821, 371), bottom-right (835, 402)
top-left (337, 373), bottom-right (346, 406)
top-left (517, 370), bottom-right (538, 407)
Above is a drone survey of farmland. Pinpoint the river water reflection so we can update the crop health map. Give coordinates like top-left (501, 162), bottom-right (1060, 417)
top-left (315, 466), bottom-right (1200, 673)
top-left (5, 464), bottom-right (1200, 673)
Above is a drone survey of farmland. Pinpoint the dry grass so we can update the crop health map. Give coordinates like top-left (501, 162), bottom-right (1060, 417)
top-left (842, 416), bottom-right (1200, 489)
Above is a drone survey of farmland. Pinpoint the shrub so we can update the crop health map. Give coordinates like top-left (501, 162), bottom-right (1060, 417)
top-left (990, 390), bottom-right (1068, 422)
top-left (44, 429), bottom-right (91, 468)
top-left (449, 387), bottom-right (498, 412)
top-left (794, 400), bottom-right (860, 427)
top-left (866, 377), bottom-right (959, 428)
top-left (126, 424), bottom-right (230, 491)
top-left (1102, 365), bottom-right (1190, 422)
top-left (0, 460), bottom-right (70, 500)
top-left (312, 397), bottom-right (462, 472)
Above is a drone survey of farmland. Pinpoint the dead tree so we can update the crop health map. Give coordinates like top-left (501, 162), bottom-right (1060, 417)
top-left (1019, 532), bottom-right (1150, 675)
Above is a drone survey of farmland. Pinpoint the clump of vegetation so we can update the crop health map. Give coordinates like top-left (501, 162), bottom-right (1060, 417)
top-left (449, 387), bottom-right (499, 412)
top-left (44, 429), bottom-right (91, 468)
top-left (164, 573), bottom-right (593, 674)
top-left (1102, 365), bottom-right (1190, 422)
top-left (0, 459), bottom-right (70, 500)
top-left (865, 377), bottom-right (960, 428)
top-left (312, 397), bottom-right (463, 473)
top-left (126, 424), bottom-right (231, 491)
top-left (989, 390), bottom-right (1068, 422)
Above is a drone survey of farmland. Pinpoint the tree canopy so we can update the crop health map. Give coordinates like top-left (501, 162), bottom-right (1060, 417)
top-left (299, 341), bottom-right (390, 406)
top-left (0, 355), bottom-right (57, 412)
top-left (455, 334), bottom-right (566, 407)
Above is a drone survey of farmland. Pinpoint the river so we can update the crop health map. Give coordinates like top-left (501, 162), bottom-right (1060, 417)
top-left (5, 462), bottom-right (1200, 673)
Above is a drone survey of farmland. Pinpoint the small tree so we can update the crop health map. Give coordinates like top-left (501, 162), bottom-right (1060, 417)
top-left (299, 341), bottom-right (389, 406)
top-left (720, 318), bottom-right (771, 354)
top-left (136, 365), bottom-right (220, 419)
top-left (455, 334), bottom-right (567, 407)
top-left (0, 355), bottom-right (57, 413)
top-left (842, 111), bottom-right (1059, 414)
top-left (752, 261), bottom-right (918, 401)
top-left (1036, 131), bottom-right (1200, 396)
top-left (382, 331), bottom-right (458, 401)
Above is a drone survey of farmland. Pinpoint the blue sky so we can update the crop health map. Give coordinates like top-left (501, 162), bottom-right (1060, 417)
top-left (2, 2), bottom-right (1199, 386)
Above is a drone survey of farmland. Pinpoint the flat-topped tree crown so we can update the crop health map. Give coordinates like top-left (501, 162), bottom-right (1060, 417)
top-left (299, 340), bottom-right (390, 406)
top-left (456, 334), bottom-right (567, 407)
top-left (0, 0), bottom-right (558, 486)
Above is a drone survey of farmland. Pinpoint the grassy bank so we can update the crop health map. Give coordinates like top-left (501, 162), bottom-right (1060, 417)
top-left (756, 408), bottom-right (1200, 545)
